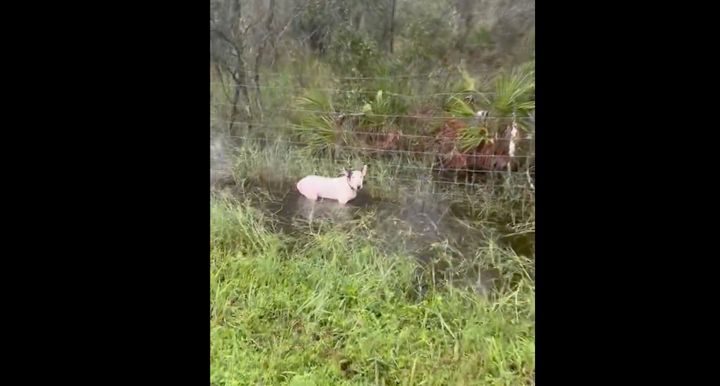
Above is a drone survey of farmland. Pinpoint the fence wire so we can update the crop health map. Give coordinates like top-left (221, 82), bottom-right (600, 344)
top-left (211, 79), bottom-right (535, 191)
top-left (210, 120), bottom-right (535, 143)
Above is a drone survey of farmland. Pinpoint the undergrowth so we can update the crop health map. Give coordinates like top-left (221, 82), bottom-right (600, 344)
top-left (211, 198), bottom-right (535, 385)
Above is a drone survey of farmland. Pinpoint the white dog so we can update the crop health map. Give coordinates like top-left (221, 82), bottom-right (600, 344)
top-left (296, 165), bottom-right (368, 205)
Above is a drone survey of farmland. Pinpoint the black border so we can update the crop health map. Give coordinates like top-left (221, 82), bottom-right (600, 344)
top-left (15, 2), bottom-right (211, 383)
top-left (8, 0), bottom-right (708, 383)
top-left (536, 2), bottom-right (707, 382)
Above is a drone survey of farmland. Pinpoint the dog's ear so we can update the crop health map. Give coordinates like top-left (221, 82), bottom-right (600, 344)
top-left (340, 168), bottom-right (349, 177)
top-left (361, 164), bottom-right (368, 176)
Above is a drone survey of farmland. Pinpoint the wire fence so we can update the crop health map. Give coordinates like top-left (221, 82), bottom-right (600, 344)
top-left (210, 120), bottom-right (535, 142)
top-left (211, 136), bottom-right (535, 192)
top-left (210, 82), bottom-right (497, 97)
top-left (214, 135), bottom-right (535, 159)
top-left (209, 81), bottom-right (533, 121)
top-left (224, 177), bottom-right (532, 191)
top-left (213, 168), bottom-right (533, 191)
top-left (210, 79), bottom-right (535, 192)
top-left (211, 70), bottom-right (483, 81)
top-left (209, 109), bottom-right (532, 122)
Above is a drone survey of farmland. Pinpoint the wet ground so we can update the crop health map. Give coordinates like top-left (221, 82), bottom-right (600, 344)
top-left (212, 173), bottom-right (534, 296)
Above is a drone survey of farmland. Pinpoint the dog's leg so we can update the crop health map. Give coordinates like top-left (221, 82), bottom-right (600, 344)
top-left (308, 200), bottom-right (315, 224)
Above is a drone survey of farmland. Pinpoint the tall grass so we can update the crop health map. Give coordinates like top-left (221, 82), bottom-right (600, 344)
top-left (210, 42), bottom-right (535, 386)
top-left (225, 139), bottom-right (534, 209)
top-left (210, 198), bottom-right (534, 385)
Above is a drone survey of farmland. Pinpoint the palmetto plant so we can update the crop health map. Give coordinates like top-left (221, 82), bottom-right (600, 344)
top-left (291, 90), bottom-right (345, 155)
top-left (444, 61), bottom-right (535, 151)
top-left (457, 125), bottom-right (490, 152)
top-left (489, 60), bottom-right (535, 119)
top-left (359, 89), bottom-right (408, 130)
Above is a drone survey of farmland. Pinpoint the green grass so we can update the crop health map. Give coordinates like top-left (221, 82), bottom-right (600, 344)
top-left (227, 139), bottom-right (533, 202)
top-left (211, 8), bottom-right (535, 383)
top-left (210, 54), bottom-right (535, 386)
top-left (211, 189), bottom-right (534, 385)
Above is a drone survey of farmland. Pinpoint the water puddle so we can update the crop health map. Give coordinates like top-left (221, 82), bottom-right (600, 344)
top-left (212, 175), bottom-right (534, 296)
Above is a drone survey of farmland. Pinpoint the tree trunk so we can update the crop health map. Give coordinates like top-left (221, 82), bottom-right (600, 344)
top-left (253, 0), bottom-right (276, 122)
top-left (227, 0), bottom-right (251, 133)
top-left (389, 0), bottom-right (396, 53)
top-left (456, 0), bottom-right (474, 53)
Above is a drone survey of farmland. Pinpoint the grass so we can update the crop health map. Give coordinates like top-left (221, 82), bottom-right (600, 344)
top-left (211, 197), bottom-right (534, 386)
top-left (225, 139), bottom-right (534, 203)
top-left (211, 136), bottom-right (535, 385)
top-left (210, 51), bottom-right (534, 386)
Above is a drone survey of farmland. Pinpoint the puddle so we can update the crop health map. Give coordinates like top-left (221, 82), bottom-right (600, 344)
top-left (212, 175), bottom-right (534, 296)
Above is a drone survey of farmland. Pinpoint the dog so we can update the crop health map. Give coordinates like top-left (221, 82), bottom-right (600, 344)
top-left (296, 165), bottom-right (368, 205)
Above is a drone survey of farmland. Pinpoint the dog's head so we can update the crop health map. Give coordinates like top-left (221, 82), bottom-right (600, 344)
top-left (341, 165), bottom-right (368, 191)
